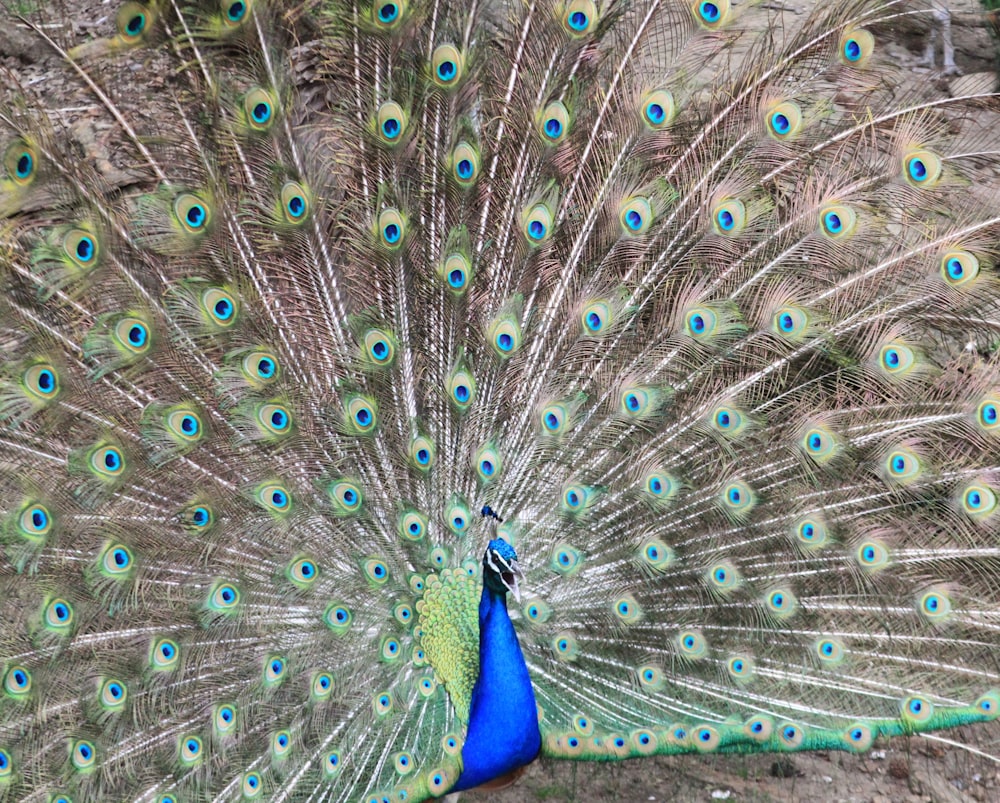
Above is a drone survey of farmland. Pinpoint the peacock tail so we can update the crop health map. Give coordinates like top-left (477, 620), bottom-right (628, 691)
top-left (1, 0), bottom-right (999, 800)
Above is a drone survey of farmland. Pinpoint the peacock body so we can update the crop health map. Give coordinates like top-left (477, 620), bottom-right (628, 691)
top-left (1, 0), bottom-right (999, 801)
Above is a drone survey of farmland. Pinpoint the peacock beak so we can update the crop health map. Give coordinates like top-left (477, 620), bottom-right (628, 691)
top-left (501, 560), bottom-right (522, 603)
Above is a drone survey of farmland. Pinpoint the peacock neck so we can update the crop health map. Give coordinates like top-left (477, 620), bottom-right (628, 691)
top-left (453, 583), bottom-right (541, 791)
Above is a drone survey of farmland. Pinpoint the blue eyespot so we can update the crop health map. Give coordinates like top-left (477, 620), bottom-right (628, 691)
top-left (437, 60), bottom-right (456, 81)
top-left (824, 211), bottom-right (842, 233)
top-left (699, 2), bottom-right (720, 23)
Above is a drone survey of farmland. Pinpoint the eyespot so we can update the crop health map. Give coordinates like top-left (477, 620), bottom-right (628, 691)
top-left (431, 44), bottom-right (463, 87)
top-left (976, 691), bottom-right (1000, 721)
top-left (402, 433), bottom-right (435, 472)
top-left (324, 603), bottom-right (352, 634)
top-left (712, 199), bottom-right (745, 235)
top-left (562, 0), bottom-right (597, 36)
top-left (214, 703), bottom-right (237, 733)
top-left (900, 695), bottom-right (933, 724)
top-left (744, 714), bottom-right (772, 741)
top-left (90, 444), bottom-right (125, 478)
top-left (398, 509), bottom-right (428, 542)
top-left (202, 288), bottom-right (238, 328)
top-left (417, 674), bottom-right (435, 692)
top-left (641, 469), bottom-right (677, 505)
top-left (777, 722), bottom-right (804, 749)
top-left (960, 484), bottom-right (998, 521)
top-left (377, 208), bottom-right (405, 249)
top-left (391, 602), bottom-right (415, 628)
top-left (620, 386), bottom-right (652, 416)
top-left (151, 637), bottom-right (179, 669)
top-left (884, 446), bottom-right (922, 483)
top-left (917, 587), bottom-right (953, 622)
top-left (0, 748), bottom-right (10, 778)
top-left (641, 89), bottom-right (675, 129)
top-left (373, 691), bottom-right (393, 716)
top-left (706, 561), bottom-right (741, 593)
top-left (363, 558), bottom-right (390, 585)
top-left (257, 402), bottom-right (292, 437)
top-left (272, 730), bottom-right (292, 758)
top-left (379, 636), bottom-right (403, 663)
top-left (814, 637), bottom-right (845, 664)
top-left (181, 503), bottom-right (214, 533)
top-left (44, 597), bottom-right (73, 631)
top-left (4, 139), bottom-right (36, 185)
top-left (376, 101), bottom-right (408, 145)
top-left (856, 539), bottom-right (889, 572)
top-left (692, 0), bottom-right (730, 29)
top-left (821, 722), bottom-right (866, 754)
top-left (243, 87), bottom-right (276, 131)
top-left (561, 484), bottom-right (596, 514)
top-left (728, 655), bottom-right (756, 682)
top-left (99, 678), bottom-right (127, 710)
top-left (551, 543), bottom-right (583, 575)
top-left (818, 203), bottom-right (856, 239)
top-left (523, 598), bottom-right (552, 624)
top-left (877, 342), bottom-right (916, 377)
top-left (114, 317), bottom-right (152, 354)
top-left (100, 543), bottom-right (134, 577)
top-left (709, 404), bottom-right (747, 437)
top-left (488, 311), bottom-right (523, 359)
top-left (447, 367), bottom-right (476, 410)
top-left (693, 725), bottom-right (721, 752)
top-left (288, 556), bottom-right (318, 587)
top-left (939, 250), bottom-right (980, 288)
top-left (427, 766), bottom-right (453, 794)
top-left (976, 397), bottom-right (999, 432)
top-left (582, 299), bottom-right (617, 335)
top-left (903, 149), bottom-right (942, 188)
top-left (522, 202), bottom-right (554, 244)
top-left (539, 403), bottom-right (571, 436)
top-left (4, 665), bottom-right (31, 697)
top-left (18, 502), bottom-right (52, 541)
top-left (537, 100), bottom-right (570, 144)
top-left (444, 498), bottom-right (471, 535)
top-left (638, 538), bottom-right (674, 572)
top-left (222, 0), bottom-right (249, 26)
top-left (685, 307), bottom-right (717, 338)
top-left (312, 672), bottom-right (334, 700)
top-left (264, 655), bottom-right (286, 685)
top-left (372, 0), bottom-right (407, 30)
top-left (473, 442), bottom-right (502, 484)
top-left (552, 631), bottom-right (579, 661)
top-left (256, 482), bottom-right (292, 514)
top-left (440, 251), bottom-right (472, 295)
top-left (71, 739), bottom-right (96, 771)
top-left (765, 588), bottom-right (797, 619)
top-left (359, 329), bottom-right (397, 370)
top-left (208, 581), bottom-right (240, 611)
top-left (720, 480), bottom-right (755, 517)
top-left (63, 227), bottom-right (101, 269)
top-left (839, 28), bottom-right (874, 66)
top-left (179, 735), bottom-right (202, 765)
top-left (280, 181), bottom-right (311, 224)
top-left (619, 196), bottom-right (654, 235)
top-left (677, 629), bottom-right (707, 659)
top-left (165, 408), bottom-right (204, 443)
top-left (242, 350), bottom-right (279, 384)
top-left (766, 101), bottom-right (803, 139)
top-left (612, 594), bottom-right (642, 624)
top-left (242, 770), bottom-right (263, 798)
top-left (324, 750), bottom-right (342, 778)
top-left (772, 305), bottom-right (810, 339)
top-left (800, 424), bottom-right (839, 464)
top-left (637, 664), bottom-right (665, 691)
top-left (174, 193), bottom-right (212, 234)
top-left (793, 516), bottom-right (828, 549)
top-left (447, 140), bottom-right (480, 187)
top-left (345, 395), bottom-right (378, 433)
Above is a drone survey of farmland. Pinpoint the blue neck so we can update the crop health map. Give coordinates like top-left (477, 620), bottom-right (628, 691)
top-left (453, 584), bottom-right (541, 790)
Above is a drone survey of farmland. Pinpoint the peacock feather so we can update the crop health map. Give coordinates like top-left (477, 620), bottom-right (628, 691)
top-left (1, 1), bottom-right (999, 801)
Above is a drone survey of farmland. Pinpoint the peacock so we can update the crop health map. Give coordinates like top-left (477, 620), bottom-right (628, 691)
top-left (1, 0), bottom-right (999, 801)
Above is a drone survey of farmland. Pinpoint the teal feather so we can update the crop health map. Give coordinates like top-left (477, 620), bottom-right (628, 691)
top-left (1, 1), bottom-right (1000, 801)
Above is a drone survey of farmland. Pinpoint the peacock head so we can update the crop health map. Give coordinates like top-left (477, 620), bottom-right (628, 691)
top-left (483, 539), bottom-right (522, 602)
